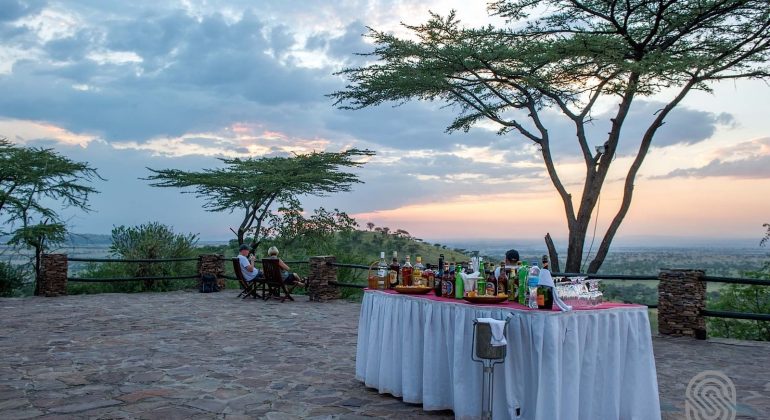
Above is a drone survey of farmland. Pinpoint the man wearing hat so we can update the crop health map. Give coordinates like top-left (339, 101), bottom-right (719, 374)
top-left (238, 244), bottom-right (260, 282)
top-left (494, 249), bottom-right (521, 279)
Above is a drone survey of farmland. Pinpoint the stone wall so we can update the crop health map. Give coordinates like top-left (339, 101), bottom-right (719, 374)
top-left (40, 254), bottom-right (68, 297)
top-left (197, 254), bottom-right (226, 290)
top-left (658, 269), bottom-right (706, 339)
top-left (308, 256), bottom-right (340, 302)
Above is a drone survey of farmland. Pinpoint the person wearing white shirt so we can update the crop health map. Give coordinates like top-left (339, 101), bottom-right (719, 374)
top-left (238, 244), bottom-right (259, 282)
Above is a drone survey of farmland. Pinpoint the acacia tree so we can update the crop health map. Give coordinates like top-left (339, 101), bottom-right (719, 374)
top-left (330, 0), bottom-right (770, 272)
top-left (145, 149), bottom-right (373, 249)
top-left (0, 138), bottom-right (100, 294)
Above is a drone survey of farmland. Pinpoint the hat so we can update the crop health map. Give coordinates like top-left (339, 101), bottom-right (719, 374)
top-left (505, 249), bottom-right (520, 262)
top-left (239, 244), bottom-right (250, 251)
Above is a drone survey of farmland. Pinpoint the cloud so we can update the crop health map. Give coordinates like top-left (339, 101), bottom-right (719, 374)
top-left (0, 0), bottom-right (47, 22)
top-left (656, 137), bottom-right (770, 179)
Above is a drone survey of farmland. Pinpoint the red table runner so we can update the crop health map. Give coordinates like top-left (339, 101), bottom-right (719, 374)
top-left (366, 288), bottom-right (644, 311)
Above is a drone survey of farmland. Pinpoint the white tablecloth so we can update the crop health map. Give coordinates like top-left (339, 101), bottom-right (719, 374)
top-left (356, 290), bottom-right (660, 420)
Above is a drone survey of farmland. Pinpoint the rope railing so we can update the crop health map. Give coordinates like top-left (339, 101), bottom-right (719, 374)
top-left (68, 257), bottom-right (199, 263)
top-left (67, 275), bottom-right (200, 283)
top-left (59, 254), bottom-right (770, 325)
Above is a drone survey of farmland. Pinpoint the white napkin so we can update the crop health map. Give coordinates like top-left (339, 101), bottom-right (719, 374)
top-left (538, 269), bottom-right (555, 287)
top-left (461, 272), bottom-right (479, 296)
top-left (551, 286), bottom-right (572, 311)
top-left (476, 317), bottom-right (507, 346)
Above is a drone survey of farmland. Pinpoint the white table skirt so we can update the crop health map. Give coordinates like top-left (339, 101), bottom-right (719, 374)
top-left (355, 290), bottom-right (660, 420)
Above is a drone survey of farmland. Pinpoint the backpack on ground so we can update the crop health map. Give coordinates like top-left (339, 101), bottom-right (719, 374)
top-left (200, 273), bottom-right (219, 293)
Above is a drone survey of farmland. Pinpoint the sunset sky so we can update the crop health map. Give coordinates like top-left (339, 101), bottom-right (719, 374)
top-left (1, 0), bottom-right (769, 247)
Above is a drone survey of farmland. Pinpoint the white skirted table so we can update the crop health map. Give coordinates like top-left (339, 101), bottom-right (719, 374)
top-left (356, 290), bottom-right (660, 420)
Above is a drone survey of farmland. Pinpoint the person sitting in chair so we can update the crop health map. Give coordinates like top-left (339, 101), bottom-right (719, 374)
top-left (238, 244), bottom-right (260, 282)
top-left (267, 246), bottom-right (305, 287)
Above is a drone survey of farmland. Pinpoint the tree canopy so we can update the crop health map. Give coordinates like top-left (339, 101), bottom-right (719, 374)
top-left (330, 0), bottom-right (770, 272)
top-left (145, 149), bottom-right (374, 247)
top-left (0, 138), bottom-right (100, 293)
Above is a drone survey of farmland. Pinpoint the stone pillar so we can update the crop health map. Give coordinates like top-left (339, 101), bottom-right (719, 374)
top-left (308, 256), bottom-right (340, 301)
top-left (40, 254), bottom-right (68, 297)
top-left (658, 269), bottom-right (706, 339)
top-left (197, 254), bottom-right (226, 290)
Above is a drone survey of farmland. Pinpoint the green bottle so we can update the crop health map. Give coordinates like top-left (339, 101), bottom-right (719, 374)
top-left (518, 262), bottom-right (529, 305)
top-left (477, 261), bottom-right (486, 295)
top-left (455, 267), bottom-right (464, 298)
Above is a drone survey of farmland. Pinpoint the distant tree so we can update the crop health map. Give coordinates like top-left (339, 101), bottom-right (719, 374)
top-left (395, 229), bottom-right (410, 237)
top-left (331, 0), bottom-right (770, 273)
top-left (366, 222), bottom-right (375, 231)
top-left (145, 149), bottom-right (373, 250)
top-left (108, 222), bottom-right (199, 290)
top-left (0, 138), bottom-right (100, 294)
top-left (260, 206), bottom-right (359, 257)
top-left (381, 227), bottom-right (390, 236)
top-left (434, 243), bottom-right (441, 248)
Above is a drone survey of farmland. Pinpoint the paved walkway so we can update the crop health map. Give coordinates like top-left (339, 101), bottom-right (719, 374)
top-left (0, 291), bottom-right (768, 419)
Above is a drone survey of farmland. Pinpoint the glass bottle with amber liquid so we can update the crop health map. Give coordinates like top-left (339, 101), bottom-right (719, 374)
top-left (412, 256), bottom-right (424, 286)
top-left (388, 251), bottom-right (400, 288)
top-left (401, 255), bottom-right (413, 286)
top-left (497, 261), bottom-right (509, 297)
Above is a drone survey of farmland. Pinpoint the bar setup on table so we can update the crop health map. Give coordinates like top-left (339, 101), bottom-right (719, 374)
top-left (357, 253), bottom-right (661, 420)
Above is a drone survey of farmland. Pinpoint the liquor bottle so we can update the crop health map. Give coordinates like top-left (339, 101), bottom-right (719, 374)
top-left (424, 264), bottom-right (435, 289)
top-left (401, 255), bottom-right (413, 286)
top-left (477, 261), bottom-right (486, 295)
top-left (497, 261), bottom-right (509, 297)
top-left (388, 251), bottom-right (400, 288)
top-left (485, 264), bottom-right (497, 296)
top-left (435, 254), bottom-right (445, 296)
top-left (413, 256), bottom-right (424, 286)
top-left (377, 252), bottom-right (388, 290)
top-left (455, 265), bottom-right (464, 298)
top-left (537, 285), bottom-right (553, 309)
top-left (518, 261), bottom-right (529, 305)
top-left (441, 262), bottom-right (450, 297)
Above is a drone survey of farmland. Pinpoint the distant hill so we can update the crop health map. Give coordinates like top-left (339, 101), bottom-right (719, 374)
top-left (351, 230), bottom-right (471, 267)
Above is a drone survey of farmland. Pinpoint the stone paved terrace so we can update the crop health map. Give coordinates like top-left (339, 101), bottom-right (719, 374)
top-left (0, 290), bottom-right (768, 419)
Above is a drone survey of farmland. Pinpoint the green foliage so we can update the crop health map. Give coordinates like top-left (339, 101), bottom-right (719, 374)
top-left (0, 138), bottom-right (100, 293)
top-left (261, 207), bottom-right (360, 259)
top-left (600, 282), bottom-right (657, 306)
top-left (71, 223), bottom-right (199, 294)
top-left (708, 223), bottom-right (770, 341)
top-left (708, 283), bottom-right (770, 341)
top-left (331, 0), bottom-right (770, 273)
top-left (145, 149), bottom-right (374, 247)
top-left (0, 261), bottom-right (26, 297)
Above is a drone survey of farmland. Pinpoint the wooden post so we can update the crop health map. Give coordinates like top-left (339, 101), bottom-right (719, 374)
top-left (40, 254), bottom-right (68, 297)
top-left (308, 256), bottom-right (340, 301)
top-left (658, 268), bottom-right (707, 339)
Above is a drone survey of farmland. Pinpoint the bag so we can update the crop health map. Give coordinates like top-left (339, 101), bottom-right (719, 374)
top-left (200, 273), bottom-right (219, 293)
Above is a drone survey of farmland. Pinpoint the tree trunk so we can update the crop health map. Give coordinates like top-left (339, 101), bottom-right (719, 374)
top-left (544, 233), bottom-right (560, 273)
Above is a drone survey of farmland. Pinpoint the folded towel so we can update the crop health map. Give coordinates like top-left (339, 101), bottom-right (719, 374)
top-left (552, 286), bottom-right (572, 312)
top-left (538, 269), bottom-right (555, 287)
top-left (476, 317), bottom-right (507, 346)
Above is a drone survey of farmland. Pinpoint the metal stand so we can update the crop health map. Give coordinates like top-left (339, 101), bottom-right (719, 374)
top-left (472, 316), bottom-right (512, 420)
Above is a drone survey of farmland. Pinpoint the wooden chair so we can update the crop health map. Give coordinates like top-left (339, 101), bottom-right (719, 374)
top-left (232, 258), bottom-right (261, 299)
top-left (261, 258), bottom-right (296, 302)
